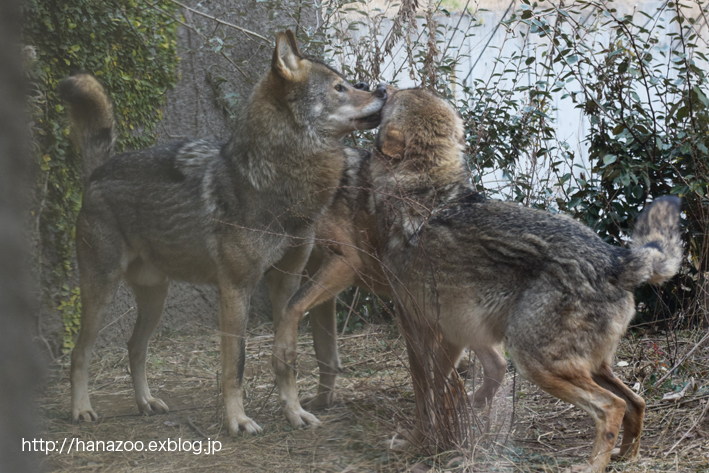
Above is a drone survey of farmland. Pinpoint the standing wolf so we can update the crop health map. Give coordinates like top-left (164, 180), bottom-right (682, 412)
top-left (370, 88), bottom-right (682, 472)
top-left (59, 30), bottom-right (387, 435)
top-left (276, 87), bottom-right (683, 470)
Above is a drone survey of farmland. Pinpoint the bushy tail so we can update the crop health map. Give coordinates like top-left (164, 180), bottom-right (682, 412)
top-left (58, 73), bottom-right (116, 181)
top-left (619, 196), bottom-right (683, 289)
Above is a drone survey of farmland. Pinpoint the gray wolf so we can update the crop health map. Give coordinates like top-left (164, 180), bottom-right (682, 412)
top-left (59, 30), bottom-right (387, 436)
top-left (372, 90), bottom-right (682, 473)
top-left (370, 88), bottom-right (682, 472)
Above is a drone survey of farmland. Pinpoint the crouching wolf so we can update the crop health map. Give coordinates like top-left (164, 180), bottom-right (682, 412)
top-left (370, 88), bottom-right (682, 472)
top-left (59, 30), bottom-right (387, 435)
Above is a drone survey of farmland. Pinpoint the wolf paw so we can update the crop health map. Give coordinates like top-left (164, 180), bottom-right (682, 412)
top-left (386, 427), bottom-right (423, 451)
top-left (610, 448), bottom-right (622, 461)
top-left (72, 408), bottom-right (99, 423)
top-left (611, 447), bottom-right (640, 462)
top-left (227, 416), bottom-right (262, 436)
top-left (386, 431), bottom-right (417, 452)
top-left (302, 392), bottom-right (335, 410)
top-left (138, 396), bottom-right (169, 416)
top-left (469, 390), bottom-right (493, 409)
top-left (387, 436), bottom-right (409, 452)
top-left (285, 406), bottom-right (321, 428)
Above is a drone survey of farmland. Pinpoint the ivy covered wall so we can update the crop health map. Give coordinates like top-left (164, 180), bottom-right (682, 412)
top-left (24, 0), bottom-right (180, 353)
top-left (23, 0), bottom-right (319, 356)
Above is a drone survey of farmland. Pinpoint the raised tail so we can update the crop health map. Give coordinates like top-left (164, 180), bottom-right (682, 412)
top-left (619, 196), bottom-right (683, 289)
top-left (58, 73), bottom-right (116, 181)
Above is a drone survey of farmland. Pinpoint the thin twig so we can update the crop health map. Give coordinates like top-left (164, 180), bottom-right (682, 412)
top-left (651, 330), bottom-right (709, 391)
top-left (145, 1), bottom-right (250, 80)
top-left (463, 0), bottom-right (515, 84)
top-left (438, 0), bottom-right (473, 66)
top-left (98, 307), bottom-right (135, 334)
top-left (113, 0), bottom-right (152, 54)
top-left (504, 366), bottom-right (516, 445)
top-left (664, 397), bottom-right (709, 455)
top-left (164, 0), bottom-right (270, 43)
top-left (186, 416), bottom-right (209, 438)
top-left (341, 287), bottom-right (360, 337)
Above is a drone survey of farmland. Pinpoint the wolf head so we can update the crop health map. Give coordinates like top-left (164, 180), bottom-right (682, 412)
top-left (371, 88), bottom-right (467, 194)
top-left (374, 88), bottom-right (465, 169)
top-left (267, 30), bottom-right (387, 137)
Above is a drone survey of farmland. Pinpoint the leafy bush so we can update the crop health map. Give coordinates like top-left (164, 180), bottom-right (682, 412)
top-left (316, 0), bottom-right (708, 327)
top-left (23, 0), bottom-right (179, 351)
top-left (506, 0), bottom-right (709, 325)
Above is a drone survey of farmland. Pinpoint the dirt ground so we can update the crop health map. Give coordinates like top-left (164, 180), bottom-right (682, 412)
top-left (37, 321), bottom-right (709, 472)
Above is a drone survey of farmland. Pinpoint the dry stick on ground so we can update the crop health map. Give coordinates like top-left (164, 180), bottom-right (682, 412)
top-left (186, 416), bottom-right (208, 438)
top-left (664, 397), bottom-right (709, 455)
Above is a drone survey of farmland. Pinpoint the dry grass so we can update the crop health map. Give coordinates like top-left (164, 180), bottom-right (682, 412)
top-left (38, 322), bottom-right (709, 472)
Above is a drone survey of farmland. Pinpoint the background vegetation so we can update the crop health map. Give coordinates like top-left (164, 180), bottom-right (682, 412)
top-left (24, 0), bottom-right (709, 468)
top-left (23, 0), bottom-right (707, 360)
top-left (23, 0), bottom-right (179, 352)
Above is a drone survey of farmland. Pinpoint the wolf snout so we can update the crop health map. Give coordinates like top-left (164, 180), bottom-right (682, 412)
top-left (374, 84), bottom-right (388, 100)
top-left (353, 82), bottom-right (370, 91)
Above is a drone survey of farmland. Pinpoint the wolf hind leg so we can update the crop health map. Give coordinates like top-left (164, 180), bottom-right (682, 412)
top-left (126, 275), bottom-right (170, 416)
top-left (71, 220), bottom-right (123, 423)
top-left (515, 357), bottom-right (625, 473)
top-left (303, 298), bottom-right (341, 410)
top-left (593, 363), bottom-right (645, 461)
top-left (470, 344), bottom-right (507, 408)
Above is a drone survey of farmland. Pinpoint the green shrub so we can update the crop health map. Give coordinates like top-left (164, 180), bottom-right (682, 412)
top-left (23, 0), bottom-right (179, 352)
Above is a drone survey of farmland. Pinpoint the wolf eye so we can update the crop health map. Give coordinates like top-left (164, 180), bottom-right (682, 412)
top-left (334, 84), bottom-right (345, 92)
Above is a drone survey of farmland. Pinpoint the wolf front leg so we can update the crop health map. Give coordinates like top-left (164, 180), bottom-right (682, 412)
top-left (304, 298), bottom-right (341, 409)
top-left (267, 242), bottom-right (321, 428)
top-left (126, 279), bottom-right (170, 416)
top-left (273, 255), bottom-right (355, 427)
top-left (218, 281), bottom-right (262, 436)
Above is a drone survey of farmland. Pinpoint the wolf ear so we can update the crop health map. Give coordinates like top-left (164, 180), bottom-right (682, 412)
top-left (284, 30), bottom-right (303, 57)
top-left (381, 126), bottom-right (405, 159)
top-left (272, 30), bottom-right (302, 81)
